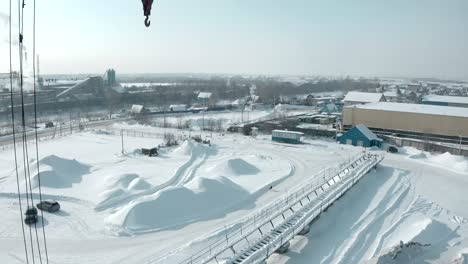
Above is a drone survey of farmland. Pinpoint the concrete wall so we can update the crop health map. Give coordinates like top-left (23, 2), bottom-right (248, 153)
top-left (343, 107), bottom-right (468, 138)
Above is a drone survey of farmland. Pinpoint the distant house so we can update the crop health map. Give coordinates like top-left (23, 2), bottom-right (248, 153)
top-left (305, 95), bottom-right (335, 106)
top-left (320, 103), bottom-right (339, 114)
top-left (197, 92), bottom-right (214, 107)
top-left (337, 124), bottom-right (383, 148)
top-left (383, 90), bottom-right (399, 102)
top-left (131, 104), bottom-right (146, 115)
top-left (343, 91), bottom-right (386, 106)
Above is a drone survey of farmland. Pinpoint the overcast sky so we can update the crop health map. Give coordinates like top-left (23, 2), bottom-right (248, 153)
top-left (0, 0), bottom-right (467, 80)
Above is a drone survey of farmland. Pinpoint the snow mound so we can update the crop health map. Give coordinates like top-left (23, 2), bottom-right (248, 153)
top-left (408, 152), bottom-right (427, 159)
top-left (428, 152), bottom-right (468, 173)
top-left (371, 219), bottom-right (458, 264)
top-left (373, 241), bottom-right (431, 264)
top-left (104, 173), bottom-right (151, 190)
top-left (97, 173), bottom-right (151, 210)
top-left (108, 176), bottom-right (249, 233)
top-left (453, 249), bottom-right (468, 264)
top-left (208, 158), bottom-right (260, 177)
top-left (173, 140), bottom-right (206, 156)
top-left (30, 155), bottom-right (91, 188)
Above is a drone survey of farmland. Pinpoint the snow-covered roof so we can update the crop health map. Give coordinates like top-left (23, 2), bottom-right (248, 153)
top-left (383, 90), bottom-right (398, 97)
top-left (198, 92), bottom-right (212, 99)
top-left (169, 104), bottom-right (187, 110)
top-left (422, 94), bottom-right (468, 105)
top-left (355, 124), bottom-right (381, 141)
top-left (344, 91), bottom-right (384, 103)
top-left (131, 104), bottom-right (145, 114)
top-left (347, 102), bottom-right (468, 118)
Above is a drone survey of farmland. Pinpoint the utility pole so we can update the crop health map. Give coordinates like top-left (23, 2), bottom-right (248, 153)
top-left (121, 129), bottom-right (124, 154)
top-left (241, 104), bottom-right (244, 123)
top-left (69, 110), bottom-right (73, 134)
top-left (459, 135), bottom-right (462, 155)
top-left (202, 110), bottom-right (205, 137)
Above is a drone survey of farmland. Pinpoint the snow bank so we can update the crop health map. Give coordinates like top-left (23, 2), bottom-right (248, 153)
top-left (106, 176), bottom-right (250, 233)
top-left (404, 148), bottom-right (468, 174)
top-left (208, 158), bottom-right (260, 177)
top-left (30, 155), bottom-right (91, 188)
top-left (408, 151), bottom-right (427, 159)
top-left (428, 152), bottom-right (468, 173)
top-left (371, 241), bottom-right (431, 264)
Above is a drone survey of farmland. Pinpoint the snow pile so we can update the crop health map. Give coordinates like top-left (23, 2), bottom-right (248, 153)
top-left (453, 249), bottom-right (468, 264)
top-left (408, 151), bottom-right (427, 159)
top-left (106, 176), bottom-right (249, 233)
top-left (208, 158), bottom-right (260, 177)
top-left (173, 140), bottom-right (206, 156)
top-left (428, 152), bottom-right (468, 173)
top-left (29, 155), bottom-right (91, 188)
top-left (371, 241), bottom-right (431, 264)
top-left (97, 173), bottom-right (152, 210)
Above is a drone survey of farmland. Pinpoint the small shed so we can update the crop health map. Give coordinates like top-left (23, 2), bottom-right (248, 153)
top-left (272, 130), bottom-right (304, 144)
top-left (337, 124), bottom-right (383, 147)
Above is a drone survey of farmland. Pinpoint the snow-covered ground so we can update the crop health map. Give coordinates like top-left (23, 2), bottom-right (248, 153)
top-left (143, 109), bottom-right (276, 130)
top-left (268, 147), bottom-right (468, 264)
top-left (0, 124), bottom-right (467, 264)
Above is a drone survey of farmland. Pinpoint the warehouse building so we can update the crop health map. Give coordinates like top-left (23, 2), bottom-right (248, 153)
top-left (343, 102), bottom-right (468, 144)
top-left (422, 94), bottom-right (468, 108)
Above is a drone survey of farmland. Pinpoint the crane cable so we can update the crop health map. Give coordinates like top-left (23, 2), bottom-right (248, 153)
top-left (32, 0), bottom-right (50, 261)
top-left (9, 0), bottom-right (30, 262)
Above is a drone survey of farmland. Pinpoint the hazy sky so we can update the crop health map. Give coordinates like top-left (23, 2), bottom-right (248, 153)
top-left (0, 0), bottom-right (467, 80)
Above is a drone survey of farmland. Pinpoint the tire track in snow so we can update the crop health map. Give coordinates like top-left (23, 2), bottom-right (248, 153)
top-left (95, 143), bottom-right (213, 211)
top-left (325, 169), bottom-right (414, 264)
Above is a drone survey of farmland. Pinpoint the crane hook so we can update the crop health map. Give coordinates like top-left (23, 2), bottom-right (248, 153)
top-left (142, 0), bottom-right (154, 27)
top-left (144, 16), bottom-right (151, 27)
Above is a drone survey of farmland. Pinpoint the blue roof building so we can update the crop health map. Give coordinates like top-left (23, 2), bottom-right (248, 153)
top-left (337, 124), bottom-right (383, 148)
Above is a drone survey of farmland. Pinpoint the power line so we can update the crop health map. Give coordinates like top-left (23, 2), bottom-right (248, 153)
top-left (32, 0), bottom-right (49, 261)
top-left (9, 0), bottom-right (30, 262)
top-left (17, 0), bottom-right (41, 262)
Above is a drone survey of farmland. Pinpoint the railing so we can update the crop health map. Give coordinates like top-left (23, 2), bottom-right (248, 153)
top-left (228, 154), bottom-right (382, 264)
top-left (149, 153), bottom-right (381, 264)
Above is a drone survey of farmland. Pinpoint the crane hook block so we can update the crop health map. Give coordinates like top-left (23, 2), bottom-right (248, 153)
top-left (142, 0), bottom-right (154, 27)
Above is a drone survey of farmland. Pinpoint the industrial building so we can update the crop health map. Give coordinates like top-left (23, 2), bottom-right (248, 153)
top-left (343, 91), bottom-right (386, 106)
top-left (337, 124), bottom-right (383, 148)
top-left (343, 102), bottom-right (468, 144)
top-left (422, 94), bottom-right (468, 108)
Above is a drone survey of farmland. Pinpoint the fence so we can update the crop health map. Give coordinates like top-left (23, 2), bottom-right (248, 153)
top-left (227, 154), bottom-right (382, 264)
